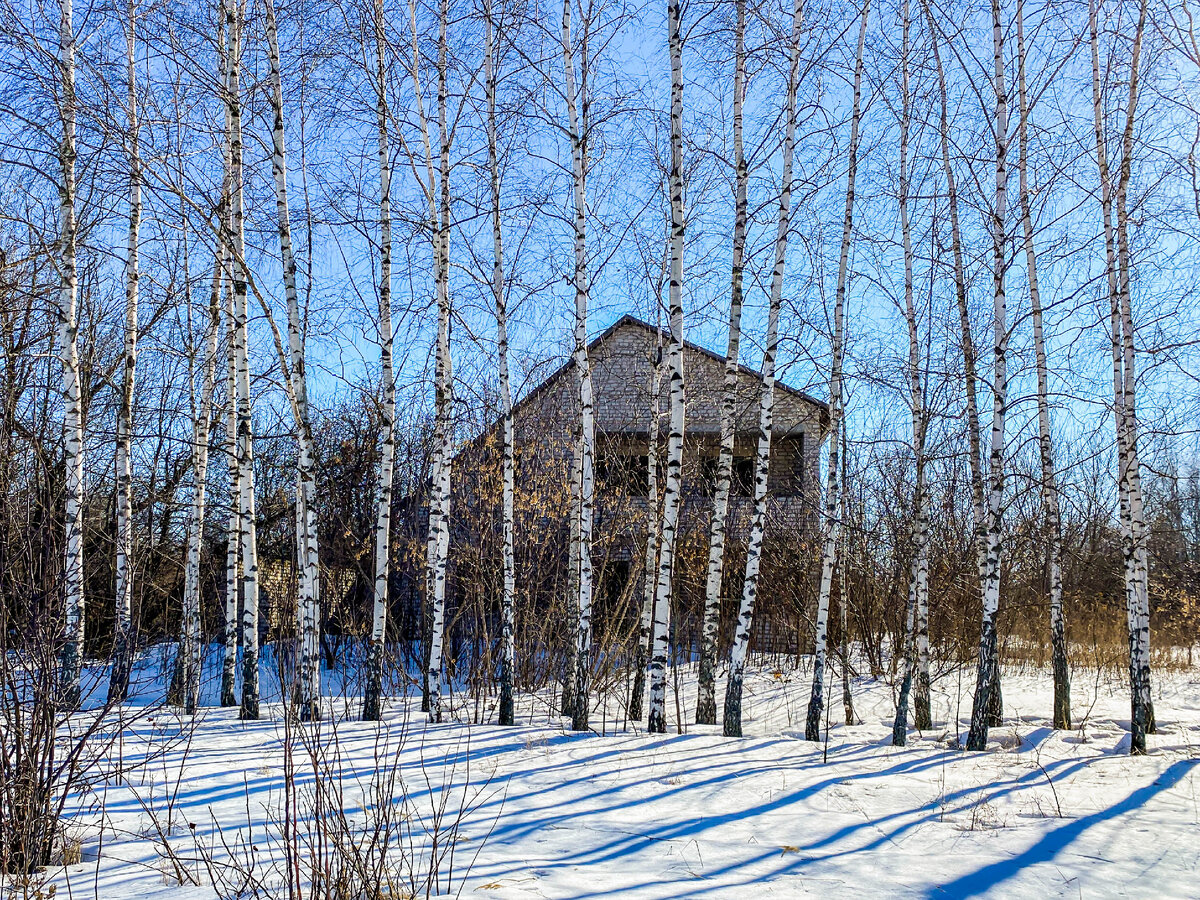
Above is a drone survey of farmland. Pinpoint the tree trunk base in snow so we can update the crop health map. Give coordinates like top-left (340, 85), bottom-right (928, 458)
top-left (695, 656), bottom-right (717, 725)
top-left (108, 634), bottom-right (133, 704)
top-left (723, 670), bottom-right (745, 738)
top-left (59, 643), bottom-right (81, 711)
top-left (986, 673), bottom-right (1003, 728)
top-left (498, 684), bottom-right (514, 727)
top-left (629, 661), bottom-right (647, 723)
top-left (892, 671), bottom-right (912, 747)
top-left (805, 660), bottom-right (825, 742)
top-left (914, 670), bottom-right (931, 731)
top-left (240, 650), bottom-right (259, 721)
top-left (1052, 649), bottom-right (1071, 730)
top-left (166, 650), bottom-right (185, 707)
top-left (362, 641), bottom-right (383, 722)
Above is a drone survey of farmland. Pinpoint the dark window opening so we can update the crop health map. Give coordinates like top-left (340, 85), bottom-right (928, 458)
top-left (733, 456), bottom-right (756, 497)
top-left (700, 454), bottom-right (759, 498)
top-left (596, 446), bottom-right (650, 496)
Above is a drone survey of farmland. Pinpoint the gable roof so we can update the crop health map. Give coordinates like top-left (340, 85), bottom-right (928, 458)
top-left (510, 313), bottom-right (829, 424)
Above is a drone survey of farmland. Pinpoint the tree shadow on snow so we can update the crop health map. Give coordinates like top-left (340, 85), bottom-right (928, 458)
top-left (924, 758), bottom-right (1199, 898)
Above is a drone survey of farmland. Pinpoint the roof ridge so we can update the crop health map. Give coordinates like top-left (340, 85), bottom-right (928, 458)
top-left (593, 314), bottom-right (828, 411)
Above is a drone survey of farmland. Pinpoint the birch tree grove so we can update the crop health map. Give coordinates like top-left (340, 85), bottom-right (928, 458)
top-left (264, 0), bottom-right (321, 721)
top-left (7, 0), bottom-right (1197, 772)
top-left (805, 0), bottom-right (868, 744)
top-left (696, 0), bottom-right (747, 728)
top-left (107, 0), bottom-right (141, 704)
top-left (723, 0), bottom-right (802, 739)
top-left (54, 0), bottom-right (84, 709)
top-left (363, 0), bottom-right (395, 723)
top-left (965, 0), bottom-right (1011, 752)
top-left (561, 0), bottom-right (598, 732)
top-left (645, 0), bottom-right (686, 735)
top-left (1016, 0), bottom-right (1069, 730)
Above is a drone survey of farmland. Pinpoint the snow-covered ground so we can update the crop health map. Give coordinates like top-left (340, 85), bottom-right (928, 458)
top-left (29, 656), bottom-right (1200, 899)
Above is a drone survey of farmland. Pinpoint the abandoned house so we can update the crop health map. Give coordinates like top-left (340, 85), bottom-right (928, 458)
top-left (394, 314), bottom-right (830, 672)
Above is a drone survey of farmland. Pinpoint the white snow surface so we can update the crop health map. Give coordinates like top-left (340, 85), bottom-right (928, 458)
top-left (31, 657), bottom-right (1200, 899)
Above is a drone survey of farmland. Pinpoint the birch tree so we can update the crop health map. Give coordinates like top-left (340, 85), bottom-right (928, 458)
top-left (629, 338), bottom-right (662, 722)
top-left (1091, 0), bottom-right (1152, 754)
top-left (646, 0), bottom-right (686, 735)
top-left (965, 0), bottom-right (1011, 751)
top-left (108, 0), bottom-right (141, 704)
top-left (696, 0), bottom-right (748, 727)
top-left (892, 0), bottom-right (931, 744)
top-left (363, 0), bottom-right (395, 724)
top-left (180, 251), bottom-right (224, 715)
top-left (722, 0), bottom-right (803, 738)
top-left (219, 189), bottom-right (240, 709)
top-left (923, 0), bottom-right (996, 731)
top-left (1114, 0), bottom-right (1153, 746)
top-left (225, 0), bottom-right (262, 720)
top-left (217, 22), bottom-right (238, 708)
top-left (55, 0), bottom-right (85, 709)
top-left (561, 0), bottom-right (598, 732)
top-left (264, 0), bottom-right (321, 720)
top-left (485, 0), bottom-right (517, 727)
top-left (1016, 0), bottom-right (1068, 729)
top-left (805, 0), bottom-right (869, 743)
top-left (419, 0), bottom-right (454, 723)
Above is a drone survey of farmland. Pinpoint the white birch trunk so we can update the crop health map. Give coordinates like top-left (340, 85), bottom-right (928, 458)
top-left (1089, 1), bottom-right (1129, 736)
top-left (264, 0), bottom-right (321, 721)
top-left (424, 0), bottom-right (455, 722)
top-left (363, 0), bottom-right (395, 723)
top-left (217, 8), bottom-right (238, 709)
top-left (224, 0), bottom-right (260, 720)
top-left (560, 0), bottom-right (597, 732)
top-left (55, 0), bottom-right (84, 708)
top-left (839, 426), bottom-right (856, 727)
top-left (219, 215), bottom-right (240, 709)
top-left (805, 0), bottom-right (868, 743)
top-left (646, 0), bottom-right (686, 735)
top-left (181, 251), bottom-right (224, 715)
top-left (1116, 0), bottom-right (1153, 743)
top-left (1094, 0), bottom-right (1153, 752)
top-left (108, 0), bottom-right (140, 704)
top-left (966, 0), bottom-right (1010, 751)
top-left (925, 0), bottom-right (996, 727)
top-left (485, 0), bottom-right (517, 727)
top-left (562, 432), bottom-right (581, 717)
top-left (722, 0), bottom-right (803, 738)
top-left (696, 0), bottom-right (747, 726)
top-left (892, 0), bottom-right (931, 742)
top-left (1017, 0), bottom-right (1069, 730)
